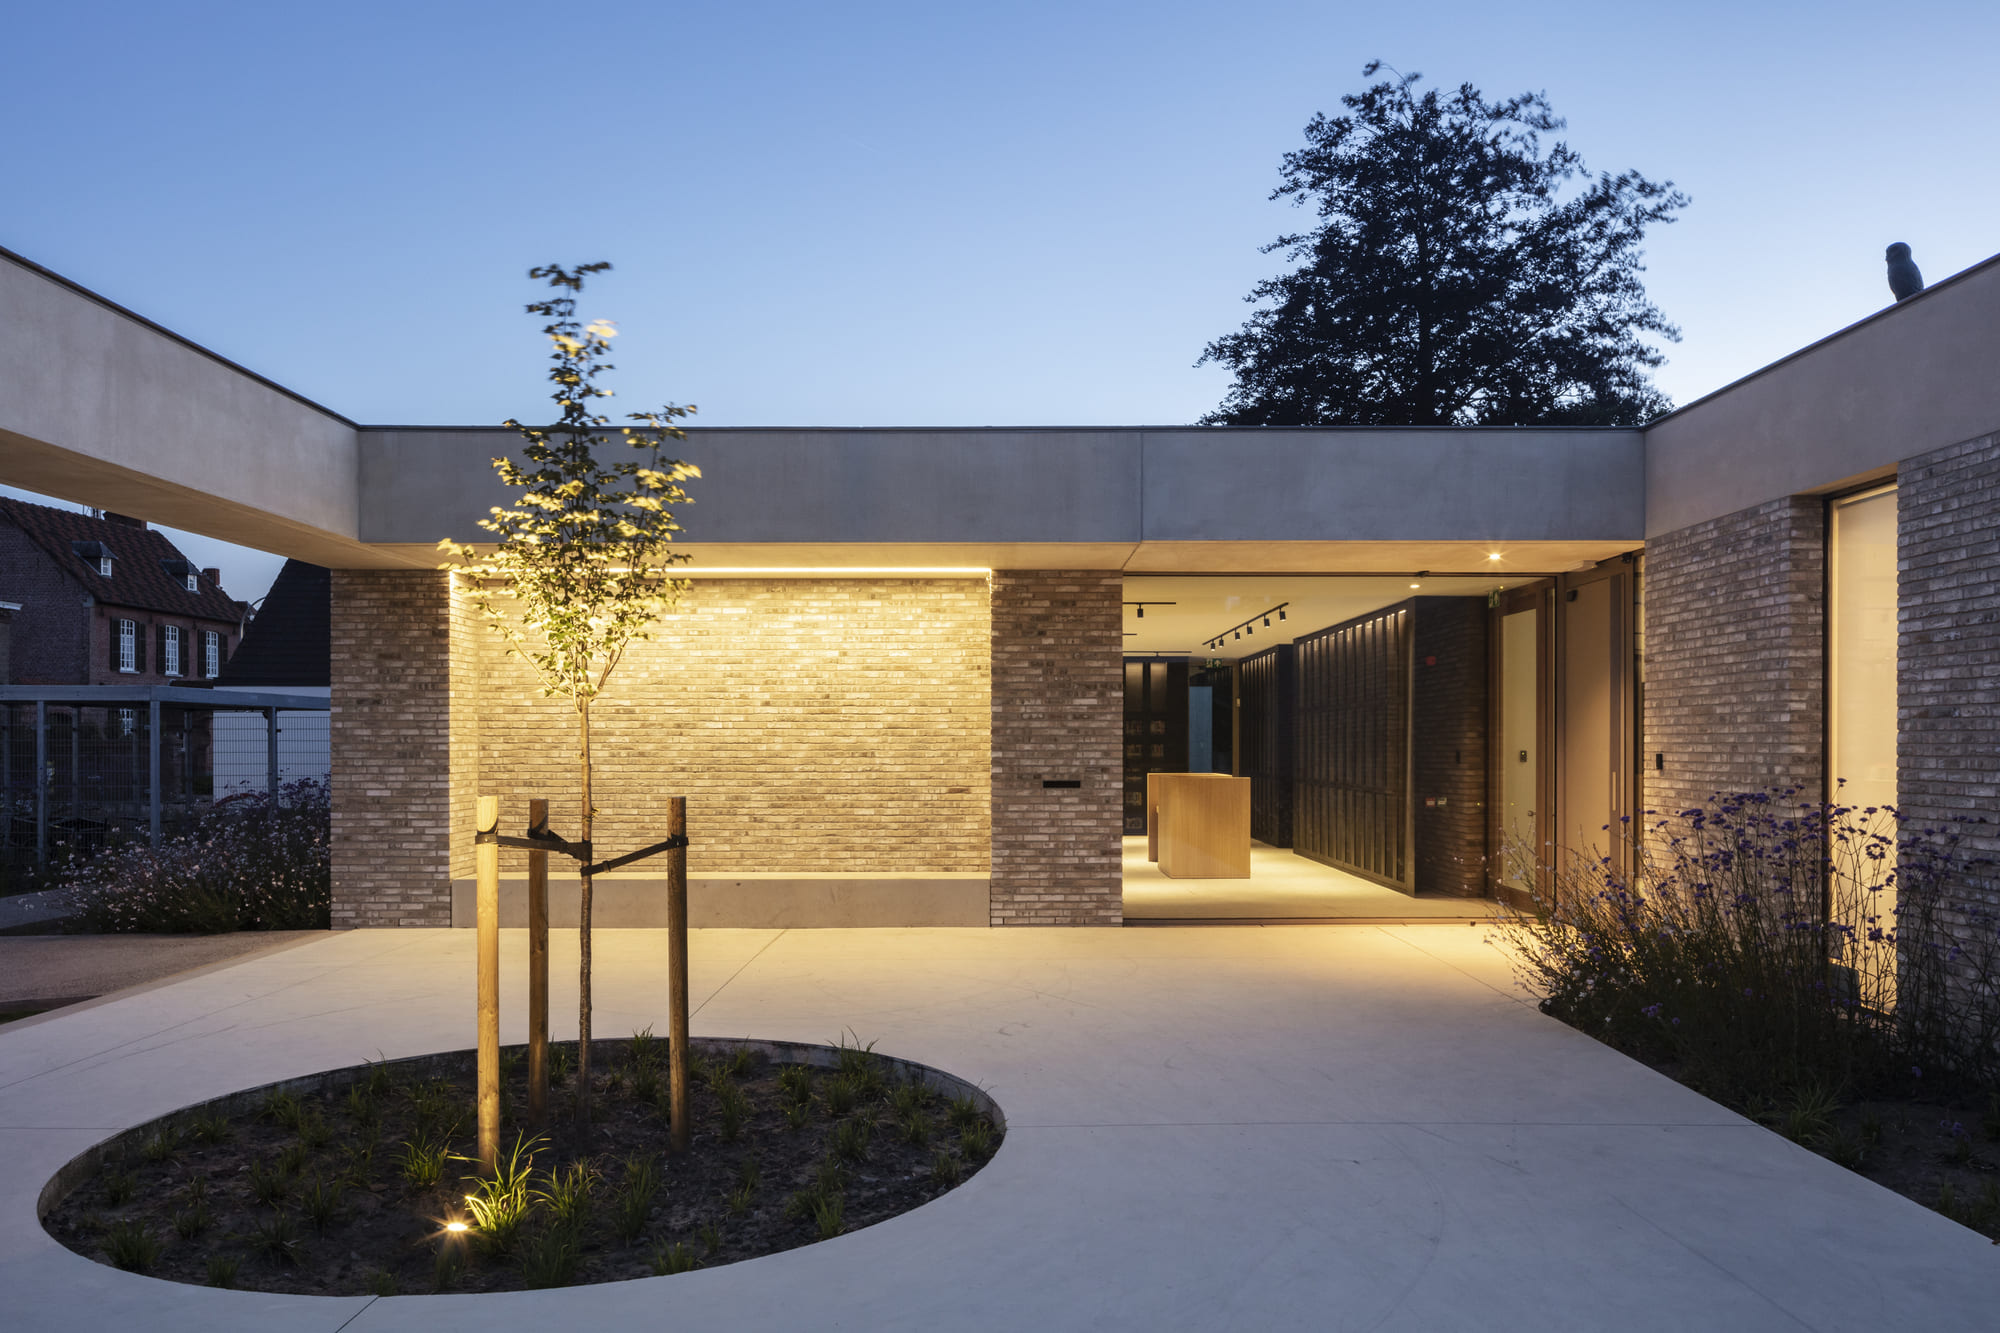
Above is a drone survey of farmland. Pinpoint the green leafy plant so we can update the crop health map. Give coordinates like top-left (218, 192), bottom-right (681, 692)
top-left (187, 1112), bottom-right (231, 1145)
top-left (439, 261), bottom-right (699, 1133)
top-left (458, 1132), bottom-right (544, 1255)
top-left (891, 1080), bottom-right (933, 1118)
top-left (630, 1026), bottom-right (660, 1070)
top-left (947, 1094), bottom-right (983, 1132)
top-left (784, 1099), bottom-right (812, 1131)
top-left (300, 1172), bottom-right (345, 1232)
top-left (518, 1224), bottom-right (583, 1288)
top-left (262, 1089), bottom-right (307, 1132)
top-left (252, 1211), bottom-right (303, 1266)
top-left (960, 1121), bottom-right (994, 1162)
top-left (777, 1065), bottom-right (813, 1106)
top-left (715, 1081), bottom-right (749, 1142)
top-left (101, 1168), bottom-right (136, 1207)
top-left (247, 1159), bottom-right (293, 1207)
top-left (366, 1268), bottom-right (397, 1297)
top-left (207, 1253), bottom-right (241, 1288)
top-left (900, 1109), bottom-right (933, 1147)
top-left (834, 1034), bottom-right (884, 1099)
top-left (822, 1075), bottom-right (860, 1119)
top-left (172, 1198), bottom-right (211, 1239)
top-left (298, 1111), bottom-right (333, 1153)
top-left (830, 1116), bottom-right (873, 1163)
top-left (398, 1133), bottom-right (450, 1187)
top-left (929, 1149), bottom-right (963, 1187)
top-left (140, 1125), bottom-right (181, 1163)
top-left (724, 1046), bottom-right (755, 1081)
top-left (632, 1066), bottom-right (665, 1108)
top-left (652, 1240), bottom-right (699, 1275)
top-left (534, 1159), bottom-right (599, 1234)
top-left (614, 1154), bottom-right (659, 1243)
top-left (811, 1191), bottom-right (845, 1240)
top-left (276, 1140), bottom-right (312, 1178)
top-left (346, 1083), bottom-right (380, 1129)
top-left (1777, 1083), bottom-right (1843, 1146)
top-left (102, 1220), bottom-right (161, 1273)
top-left (698, 1220), bottom-right (723, 1255)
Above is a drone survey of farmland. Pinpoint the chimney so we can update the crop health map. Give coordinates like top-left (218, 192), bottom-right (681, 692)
top-left (102, 512), bottom-right (147, 528)
top-left (202, 567), bottom-right (222, 589)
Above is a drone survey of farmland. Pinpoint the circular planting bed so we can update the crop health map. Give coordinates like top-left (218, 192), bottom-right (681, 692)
top-left (40, 1035), bottom-right (1003, 1294)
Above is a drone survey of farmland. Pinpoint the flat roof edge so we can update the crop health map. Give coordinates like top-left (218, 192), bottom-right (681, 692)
top-left (0, 244), bottom-right (359, 430)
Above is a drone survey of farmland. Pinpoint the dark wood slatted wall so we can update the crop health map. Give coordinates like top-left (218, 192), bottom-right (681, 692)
top-left (1238, 645), bottom-right (1295, 847)
top-left (1294, 604), bottom-right (1413, 890)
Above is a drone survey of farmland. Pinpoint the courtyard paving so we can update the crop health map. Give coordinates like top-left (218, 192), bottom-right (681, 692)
top-left (0, 924), bottom-right (1992, 1331)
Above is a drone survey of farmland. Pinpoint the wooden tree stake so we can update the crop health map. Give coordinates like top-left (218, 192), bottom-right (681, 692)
top-left (475, 795), bottom-right (501, 1174)
top-left (527, 797), bottom-right (550, 1128)
top-left (666, 796), bottom-right (690, 1153)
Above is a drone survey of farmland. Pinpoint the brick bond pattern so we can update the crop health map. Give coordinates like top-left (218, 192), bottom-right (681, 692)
top-left (1898, 431), bottom-right (2000, 947)
top-left (463, 578), bottom-right (992, 877)
top-left (1642, 496), bottom-right (1826, 824)
top-left (330, 570), bottom-right (456, 927)
top-left (988, 571), bottom-right (1124, 926)
top-left (331, 574), bottom-right (997, 925)
top-left (1412, 598), bottom-right (1489, 896)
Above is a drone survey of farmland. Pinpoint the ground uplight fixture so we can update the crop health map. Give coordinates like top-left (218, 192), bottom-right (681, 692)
top-left (445, 1221), bottom-right (470, 1233)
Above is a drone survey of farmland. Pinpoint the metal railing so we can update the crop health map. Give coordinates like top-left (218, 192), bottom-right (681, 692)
top-left (0, 685), bottom-right (329, 876)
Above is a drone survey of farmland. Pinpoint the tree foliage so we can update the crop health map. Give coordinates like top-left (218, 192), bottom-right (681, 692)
top-left (1198, 64), bottom-right (1687, 427)
top-left (440, 261), bottom-right (698, 1130)
top-left (441, 262), bottom-right (700, 701)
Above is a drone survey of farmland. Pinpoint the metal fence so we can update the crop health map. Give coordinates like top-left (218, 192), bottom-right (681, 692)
top-left (0, 686), bottom-right (330, 881)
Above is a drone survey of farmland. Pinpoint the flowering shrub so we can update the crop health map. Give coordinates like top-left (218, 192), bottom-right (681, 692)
top-left (1495, 789), bottom-right (2000, 1103)
top-left (63, 778), bottom-right (330, 932)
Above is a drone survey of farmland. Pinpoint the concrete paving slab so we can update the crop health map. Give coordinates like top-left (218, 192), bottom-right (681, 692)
top-left (1123, 837), bottom-right (1487, 919)
top-left (1, 925), bottom-right (1993, 1331)
top-left (0, 931), bottom-right (329, 1007)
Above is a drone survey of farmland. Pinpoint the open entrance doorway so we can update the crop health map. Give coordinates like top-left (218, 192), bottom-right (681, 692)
top-left (1120, 567), bottom-right (1636, 922)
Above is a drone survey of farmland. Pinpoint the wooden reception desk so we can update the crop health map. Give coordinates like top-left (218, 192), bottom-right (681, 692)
top-left (1147, 772), bottom-right (1252, 879)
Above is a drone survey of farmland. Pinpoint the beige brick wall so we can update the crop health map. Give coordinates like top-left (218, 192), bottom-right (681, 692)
top-left (330, 569), bottom-right (457, 927)
top-left (989, 570), bottom-right (1124, 925)
top-left (464, 577), bottom-right (992, 877)
top-left (1898, 431), bottom-right (2000, 962)
top-left (1641, 496), bottom-right (1825, 821)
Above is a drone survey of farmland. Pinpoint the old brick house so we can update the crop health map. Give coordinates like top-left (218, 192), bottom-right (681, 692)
top-left (0, 498), bottom-right (245, 687)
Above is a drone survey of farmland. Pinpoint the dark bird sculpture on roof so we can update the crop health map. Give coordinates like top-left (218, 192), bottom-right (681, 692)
top-left (1886, 242), bottom-right (1924, 301)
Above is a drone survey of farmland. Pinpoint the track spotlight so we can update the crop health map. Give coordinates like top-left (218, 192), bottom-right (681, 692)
top-left (1136, 605), bottom-right (1144, 618)
top-left (1263, 615), bottom-right (1270, 627)
top-left (1279, 609), bottom-right (1286, 621)
top-left (1234, 630), bottom-right (1240, 641)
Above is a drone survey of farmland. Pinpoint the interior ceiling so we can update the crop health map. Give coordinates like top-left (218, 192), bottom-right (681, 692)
top-left (1121, 573), bottom-right (1542, 658)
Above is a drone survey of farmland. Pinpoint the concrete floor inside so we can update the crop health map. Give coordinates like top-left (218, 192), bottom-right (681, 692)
top-left (3, 925), bottom-right (1992, 1331)
top-left (1121, 835), bottom-right (1491, 921)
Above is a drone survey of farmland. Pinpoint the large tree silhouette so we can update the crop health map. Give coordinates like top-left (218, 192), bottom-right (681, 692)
top-left (1199, 64), bottom-right (1687, 427)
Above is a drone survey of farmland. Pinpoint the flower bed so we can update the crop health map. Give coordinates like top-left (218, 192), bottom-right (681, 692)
top-left (41, 1034), bottom-right (1003, 1293)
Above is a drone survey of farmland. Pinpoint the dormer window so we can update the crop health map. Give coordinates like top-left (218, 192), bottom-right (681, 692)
top-left (73, 540), bottom-right (112, 576)
top-left (161, 557), bottom-right (198, 592)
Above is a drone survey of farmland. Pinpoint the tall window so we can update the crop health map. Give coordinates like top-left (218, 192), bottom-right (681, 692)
top-left (118, 707), bottom-right (137, 737)
top-left (164, 624), bottom-right (183, 677)
top-left (1829, 483), bottom-right (1898, 989)
top-left (118, 619), bottom-right (137, 672)
top-left (204, 630), bottom-right (221, 678)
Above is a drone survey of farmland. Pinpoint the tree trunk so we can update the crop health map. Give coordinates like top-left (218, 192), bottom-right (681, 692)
top-left (576, 699), bottom-right (594, 1135)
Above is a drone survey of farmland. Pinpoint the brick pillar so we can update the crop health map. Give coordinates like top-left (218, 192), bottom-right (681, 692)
top-left (1898, 431), bottom-right (2000, 950)
top-left (330, 569), bottom-right (460, 926)
top-left (989, 570), bottom-right (1123, 925)
top-left (1642, 496), bottom-right (1825, 820)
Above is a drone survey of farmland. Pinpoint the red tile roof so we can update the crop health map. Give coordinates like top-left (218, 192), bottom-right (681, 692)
top-left (0, 497), bottom-right (247, 622)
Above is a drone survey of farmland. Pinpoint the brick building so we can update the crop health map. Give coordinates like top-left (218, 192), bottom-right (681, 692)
top-left (3, 242), bottom-right (1998, 941)
top-left (0, 498), bottom-right (244, 687)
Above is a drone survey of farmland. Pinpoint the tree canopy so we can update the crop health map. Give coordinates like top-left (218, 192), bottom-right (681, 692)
top-left (1198, 64), bottom-right (1687, 427)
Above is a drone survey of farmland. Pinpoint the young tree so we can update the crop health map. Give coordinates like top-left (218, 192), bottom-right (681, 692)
top-left (441, 262), bottom-right (699, 1130)
top-left (1199, 64), bottom-right (1688, 427)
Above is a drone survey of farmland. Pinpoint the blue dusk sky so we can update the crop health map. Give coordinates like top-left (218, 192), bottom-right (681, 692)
top-left (5, 0), bottom-right (1997, 603)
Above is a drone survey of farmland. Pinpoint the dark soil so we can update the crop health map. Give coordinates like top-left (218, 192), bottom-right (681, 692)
top-left (43, 1036), bottom-right (1003, 1293)
top-left (1582, 1034), bottom-right (2000, 1242)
